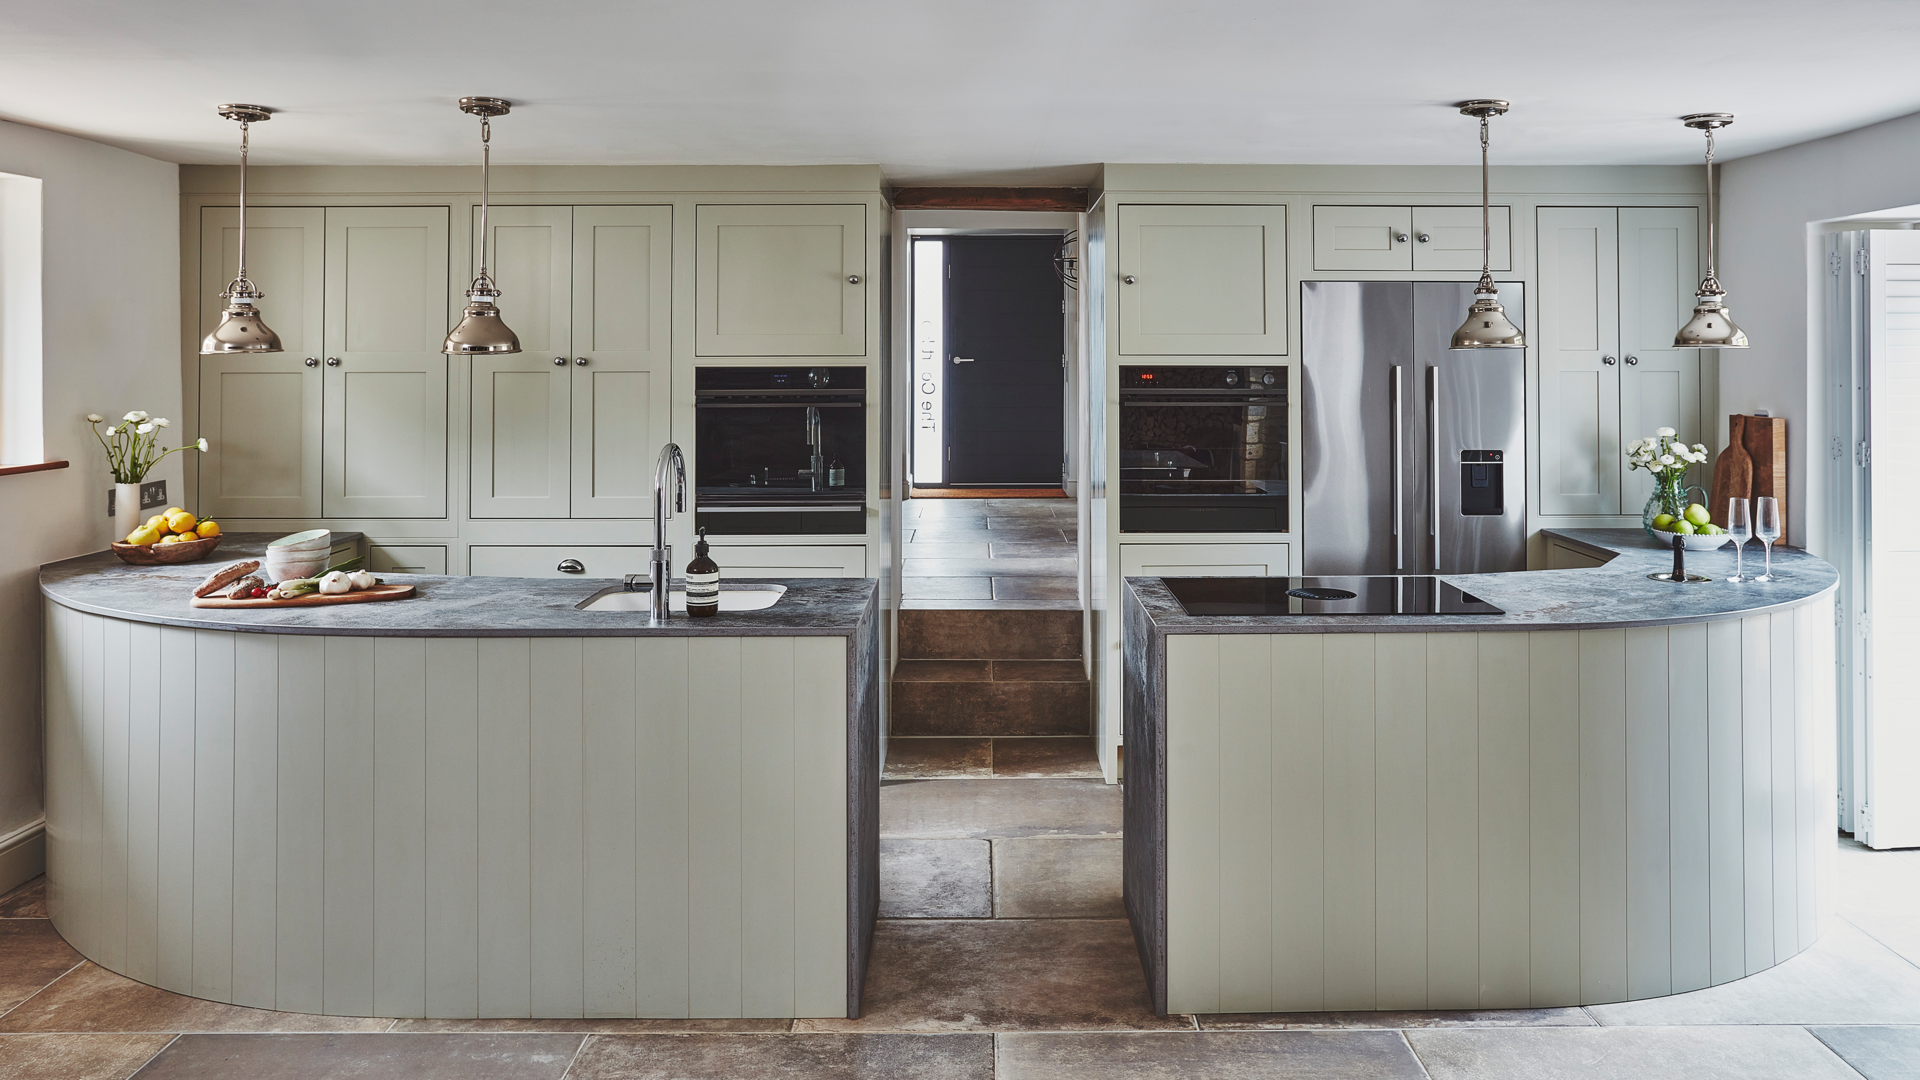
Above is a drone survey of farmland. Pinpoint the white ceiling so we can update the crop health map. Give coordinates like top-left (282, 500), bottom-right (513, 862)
top-left (3, 0), bottom-right (1918, 183)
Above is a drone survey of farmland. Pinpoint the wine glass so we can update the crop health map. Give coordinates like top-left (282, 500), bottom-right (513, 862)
top-left (1725, 498), bottom-right (1751, 582)
top-left (1755, 497), bottom-right (1782, 581)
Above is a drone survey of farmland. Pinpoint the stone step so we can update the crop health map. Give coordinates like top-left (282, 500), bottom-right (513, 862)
top-left (890, 659), bottom-right (1090, 737)
top-left (897, 608), bottom-right (1081, 661)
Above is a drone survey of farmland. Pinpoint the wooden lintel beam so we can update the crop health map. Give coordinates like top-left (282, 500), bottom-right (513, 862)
top-left (891, 187), bottom-right (1089, 212)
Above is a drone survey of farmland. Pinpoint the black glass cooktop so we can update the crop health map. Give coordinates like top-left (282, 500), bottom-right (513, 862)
top-left (1163, 576), bottom-right (1504, 617)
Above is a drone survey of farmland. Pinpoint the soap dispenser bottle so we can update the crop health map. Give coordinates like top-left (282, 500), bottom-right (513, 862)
top-left (685, 527), bottom-right (720, 618)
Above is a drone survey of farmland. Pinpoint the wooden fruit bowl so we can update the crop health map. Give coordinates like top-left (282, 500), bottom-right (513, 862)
top-left (111, 534), bottom-right (223, 565)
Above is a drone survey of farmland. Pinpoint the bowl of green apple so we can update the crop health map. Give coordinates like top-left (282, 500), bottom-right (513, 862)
top-left (1650, 504), bottom-right (1732, 550)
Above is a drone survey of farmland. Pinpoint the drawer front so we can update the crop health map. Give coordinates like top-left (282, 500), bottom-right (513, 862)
top-left (711, 545), bottom-right (867, 578)
top-left (1120, 542), bottom-right (1291, 579)
top-left (467, 545), bottom-right (648, 580)
top-left (1312, 205), bottom-right (1414, 271)
top-left (369, 543), bottom-right (448, 575)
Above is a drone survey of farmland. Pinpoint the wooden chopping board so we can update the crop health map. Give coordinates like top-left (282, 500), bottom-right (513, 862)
top-left (191, 583), bottom-right (415, 609)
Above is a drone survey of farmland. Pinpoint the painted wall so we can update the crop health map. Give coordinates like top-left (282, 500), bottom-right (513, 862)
top-left (0, 119), bottom-right (179, 845)
top-left (1718, 107), bottom-right (1920, 554)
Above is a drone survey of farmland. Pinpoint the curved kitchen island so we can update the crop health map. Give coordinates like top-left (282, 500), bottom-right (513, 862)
top-left (1123, 529), bottom-right (1838, 1016)
top-left (40, 537), bottom-right (879, 1020)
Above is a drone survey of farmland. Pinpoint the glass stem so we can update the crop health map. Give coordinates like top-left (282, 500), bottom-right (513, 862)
top-left (1735, 541), bottom-right (1742, 579)
top-left (1763, 540), bottom-right (1772, 578)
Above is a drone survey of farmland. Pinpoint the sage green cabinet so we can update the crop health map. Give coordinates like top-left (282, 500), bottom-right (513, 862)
top-left (1536, 206), bottom-right (1701, 517)
top-left (1311, 205), bottom-right (1511, 273)
top-left (696, 203), bottom-right (865, 356)
top-left (468, 205), bottom-right (672, 519)
top-left (1116, 204), bottom-right (1288, 355)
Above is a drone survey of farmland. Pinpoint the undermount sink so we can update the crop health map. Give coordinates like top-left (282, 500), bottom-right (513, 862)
top-left (577, 583), bottom-right (787, 613)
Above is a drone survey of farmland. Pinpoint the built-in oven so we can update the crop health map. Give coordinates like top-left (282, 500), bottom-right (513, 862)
top-left (1119, 366), bottom-right (1288, 533)
top-left (694, 366), bottom-right (866, 536)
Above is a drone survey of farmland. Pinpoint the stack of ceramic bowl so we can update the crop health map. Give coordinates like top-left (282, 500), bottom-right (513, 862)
top-left (264, 529), bottom-right (331, 583)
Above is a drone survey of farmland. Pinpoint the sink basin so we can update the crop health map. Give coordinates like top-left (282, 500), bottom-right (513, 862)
top-left (577, 583), bottom-right (787, 613)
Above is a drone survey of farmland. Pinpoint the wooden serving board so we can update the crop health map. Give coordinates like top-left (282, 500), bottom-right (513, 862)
top-left (191, 583), bottom-right (415, 609)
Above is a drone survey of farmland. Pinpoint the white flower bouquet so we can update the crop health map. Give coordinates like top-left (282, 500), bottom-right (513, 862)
top-left (88, 411), bottom-right (209, 483)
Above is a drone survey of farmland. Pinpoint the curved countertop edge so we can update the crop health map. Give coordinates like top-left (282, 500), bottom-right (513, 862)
top-left (40, 535), bottom-right (878, 638)
top-left (1125, 528), bottom-right (1837, 635)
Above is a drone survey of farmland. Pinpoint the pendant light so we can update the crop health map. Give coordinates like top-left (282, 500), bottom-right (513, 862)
top-left (444, 96), bottom-right (520, 355)
top-left (1450, 100), bottom-right (1525, 350)
top-left (200, 105), bottom-right (283, 354)
top-left (1673, 113), bottom-right (1750, 349)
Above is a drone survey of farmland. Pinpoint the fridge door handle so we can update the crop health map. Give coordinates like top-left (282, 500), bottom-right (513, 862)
top-left (1429, 365), bottom-right (1441, 573)
top-left (1392, 365), bottom-right (1404, 571)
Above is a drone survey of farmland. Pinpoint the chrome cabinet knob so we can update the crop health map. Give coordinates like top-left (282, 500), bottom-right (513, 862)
top-left (847, 275), bottom-right (861, 284)
top-left (303, 357), bottom-right (319, 367)
top-left (557, 559), bottom-right (585, 574)
top-left (1123, 275), bottom-right (1137, 285)
top-left (575, 357), bottom-right (589, 366)
top-left (1601, 355), bottom-right (1617, 366)
top-left (1394, 232), bottom-right (1409, 243)
top-left (1624, 355), bottom-right (1640, 366)
top-left (326, 357), bottom-right (341, 367)
top-left (1417, 233), bottom-right (1431, 243)
top-left (553, 356), bottom-right (567, 366)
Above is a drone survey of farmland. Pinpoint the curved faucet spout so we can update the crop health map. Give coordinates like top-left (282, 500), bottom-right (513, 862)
top-left (650, 443), bottom-right (687, 622)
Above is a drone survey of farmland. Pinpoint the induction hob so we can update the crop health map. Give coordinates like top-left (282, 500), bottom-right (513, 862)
top-left (1162, 575), bottom-right (1504, 617)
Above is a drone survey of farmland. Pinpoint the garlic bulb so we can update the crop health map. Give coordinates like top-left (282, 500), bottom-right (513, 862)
top-left (317, 571), bottom-right (352, 596)
top-left (347, 570), bottom-right (376, 591)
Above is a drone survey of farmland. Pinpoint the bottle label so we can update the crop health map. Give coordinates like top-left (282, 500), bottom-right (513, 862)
top-left (684, 571), bottom-right (720, 606)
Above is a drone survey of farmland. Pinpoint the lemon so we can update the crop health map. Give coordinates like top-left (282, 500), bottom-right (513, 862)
top-left (164, 506), bottom-right (182, 515)
top-left (158, 534), bottom-right (180, 545)
top-left (145, 514), bottom-right (167, 529)
top-left (166, 510), bottom-right (197, 534)
top-left (126, 525), bottom-right (162, 546)
top-left (196, 519), bottom-right (221, 539)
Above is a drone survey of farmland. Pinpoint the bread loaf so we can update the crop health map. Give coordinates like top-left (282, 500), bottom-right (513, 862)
top-left (194, 560), bottom-right (261, 598)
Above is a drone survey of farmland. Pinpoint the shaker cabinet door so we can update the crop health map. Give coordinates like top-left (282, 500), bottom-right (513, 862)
top-left (321, 207), bottom-right (451, 518)
top-left (196, 206), bottom-right (326, 519)
top-left (1617, 207), bottom-right (1703, 512)
top-left (572, 206), bottom-right (673, 517)
top-left (1536, 207), bottom-right (1622, 516)
top-left (696, 203), bottom-right (865, 356)
top-left (1411, 204), bottom-right (1512, 272)
top-left (467, 206), bottom-right (573, 518)
top-left (1117, 204), bottom-right (1288, 355)
top-left (1312, 205), bottom-right (1413, 271)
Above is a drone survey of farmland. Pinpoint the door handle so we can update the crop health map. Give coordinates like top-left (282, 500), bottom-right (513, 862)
top-left (1429, 366), bottom-right (1440, 573)
top-left (556, 559), bottom-right (585, 574)
top-left (575, 357), bottom-right (589, 366)
top-left (1123, 275), bottom-right (1137, 285)
top-left (553, 356), bottom-right (567, 366)
top-left (1391, 365), bottom-right (1403, 571)
top-left (1394, 232), bottom-right (1409, 243)
top-left (952, 356), bottom-right (975, 364)
top-left (326, 357), bottom-right (341, 367)
top-left (1601, 355), bottom-right (1617, 366)
top-left (303, 357), bottom-right (318, 367)
top-left (1624, 355), bottom-right (1639, 366)
top-left (1417, 233), bottom-right (1432, 243)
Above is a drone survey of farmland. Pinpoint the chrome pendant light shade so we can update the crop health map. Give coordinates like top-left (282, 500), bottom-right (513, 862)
top-left (1451, 100), bottom-right (1524, 350)
top-left (444, 96), bottom-right (520, 355)
top-left (201, 104), bottom-right (284, 355)
top-left (1674, 113), bottom-right (1749, 349)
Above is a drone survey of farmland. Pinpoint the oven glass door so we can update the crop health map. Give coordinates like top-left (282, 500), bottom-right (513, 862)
top-left (1119, 399), bottom-right (1287, 532)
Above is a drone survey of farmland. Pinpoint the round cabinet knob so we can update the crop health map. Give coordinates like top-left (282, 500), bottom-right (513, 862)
top-left (575, 357), bottom-right (589, 366)
top-left (326, 357), bottom-right (341, 367)
top-left (1417, 233), bottom-right (1432, 243)
top-left (1601, 355), bottom-right (1617, 366)
top-left (1394, 232), bottom-right (1409, 243)
top-left (1624, 355), bottom-right (1640, 366)
top-left (1123, 275), bottom-right (1137, 285)
top-left (556, 559), bottom-right (585, 574)
top-left (303, 357), bottom-right (319, 367)
top-left (553, 356), bottom-right (567, 366)
top-left (847, 275), bottom-right (861, 285)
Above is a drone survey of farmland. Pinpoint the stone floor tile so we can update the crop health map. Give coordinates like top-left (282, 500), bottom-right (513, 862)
top-left (996, 1030), bottom-right (1427, 1078)
top-left (992, 838), bottom-right (1123, 917)
top-left (1585, 919), bottom-right (1920, 1026)
top-left (990, 662), bottom-right (1088, 682)
top-left (990, 738), bottom-right (1101, 778)
top-left (0, 962), bottom-right (393, 1033)
top-left (392, 1018), bottom-right (790, 1033)
top-left (881, 839), bottom-right (991, 918)
top-left (798, 919), bottom-right (1187, 1032)
top-left (988, 542), bottom-right (1077, 557)
top-left (129, 1032), bottom-right (582, 1079)
top-left (567, 1032), bottom-right (992, 1079)
top-left (902, 577), bottom-right (994, 600)
top-left (901, 598), bottom-right (1082, 612)
top-left (993, 578), bottom-right (1079, 600)
top-left (0, 1032), bottom-right (173, 1080)
top-left (880, 779), bottom-right (1121, 839)
top-left (893, 661), bottom-right (994, 682)
top-left (900, 541), bottom-right (993, 559)
top-left (905, 526), bottom-right (992, 542)
top-left (1810, 1025), bottom-right (1920, 1080)
top-left (885, 738), bottom-right (993, 779)
top-left (1199, 1008), bottom-right (1595, 1029)
top-left (1837, 842), bottom-right (1920, 967)
top-left (979, 526), bottom-right (1070, 542)
top-left (1408, 1025), bottom-right (1862, 1080)
top-left (903, 556), bottom-right (1075, 577)
top-left (0, 919), bottom-right (81, 1013)
top-left (0, 876), bottom-right (48, 918)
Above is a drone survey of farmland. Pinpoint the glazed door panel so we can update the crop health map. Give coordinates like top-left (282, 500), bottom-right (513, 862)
top-left (1618, 207), bottom-right (1703, 512)
top-left (1117, 204), bottom-right (1288, 355)
top-left (696, 203), bottom-right (865, 356)
top-left (468, 207), bottom-right (573, 519)
top-left (1536, 207), bottom-right (1621, 516)
top-left (572, 206), bottom-right (673, 517)
top-left (197, 207), bottom-right (325, 519)
top-left (322, 207), bottom-right (451, 518)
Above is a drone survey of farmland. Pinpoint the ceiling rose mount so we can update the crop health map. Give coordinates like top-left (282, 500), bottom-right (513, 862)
top-left (444, 96), bottom-right (521, 354)
top-left (1674, 113), bottom-right (1749, 349)
top-left (200, 103), bottom-right (283, 354)
top-left (1450, 99), bottom-right (1524, 350)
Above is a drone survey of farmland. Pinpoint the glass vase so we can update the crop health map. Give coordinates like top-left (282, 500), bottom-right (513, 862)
top-left (1642, 475), bottom-right (1701, 537)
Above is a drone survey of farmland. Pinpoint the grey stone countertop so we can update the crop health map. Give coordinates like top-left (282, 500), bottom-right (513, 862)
top-left (1126, 528), bottom-right (1837, 635)
top-left (41, 534), bottom-right (877, 638)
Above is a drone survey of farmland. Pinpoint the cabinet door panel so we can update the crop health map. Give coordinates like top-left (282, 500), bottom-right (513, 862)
top-left (198, 207), bottom-right (325, 519)
top-left (323, 207), bottom-right (451, 518)
top-left (697, 204), bottom-right (864, 356)
top-left (471, 358), bottom-right (571, 518)
top-left (1411, 205), bottom-right (1512, 272)
top-left (1537, 208), bottom-right (1621, 516)
top-left (573, 207), bottom-right (673, 517)
top-left (1313, 206), bottom-right (1413, 271)
top-left (473, 205), bottom-right (573, 358)
top-left (1118, 205), bottom-right (1288, 355)
top-left (1618, 208), bottom-right (1703, 511)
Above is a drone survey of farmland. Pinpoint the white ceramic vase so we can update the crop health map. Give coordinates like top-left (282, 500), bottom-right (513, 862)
top-left (114, 482), bottom-right (143, 526)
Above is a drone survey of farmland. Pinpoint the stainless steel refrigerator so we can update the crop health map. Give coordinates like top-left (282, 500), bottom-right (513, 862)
top-left (1301, 281), bottom-right (1527, 576)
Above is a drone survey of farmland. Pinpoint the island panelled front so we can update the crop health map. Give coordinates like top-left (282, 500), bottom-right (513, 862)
top-left (1123, 530), bottom-right (1839, 1016)
top-left (40, 540), bottom-right (880, 1019)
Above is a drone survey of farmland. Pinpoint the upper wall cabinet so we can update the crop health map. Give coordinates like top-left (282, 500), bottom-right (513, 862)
top-left (1536, 206), bottom-right (1701, 517)
top-left (197, 207), bottom-right (327, 519)
top-left (1116, 204), bottom-right (1288, 355)
top-left (696, 203), bottom-right (865, 356)
top-left (1312, 205), bottom-right (1512, 272)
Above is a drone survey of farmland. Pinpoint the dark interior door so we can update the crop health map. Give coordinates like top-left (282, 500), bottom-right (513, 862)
top-left (944, 236), bottom-right (1064, 486)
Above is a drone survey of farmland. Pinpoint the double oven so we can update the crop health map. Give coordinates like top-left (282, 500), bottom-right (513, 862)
top-left (694, 366), bottom-right (867, 536)
top-left (1118, 365), bottom-right (1288, 533)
